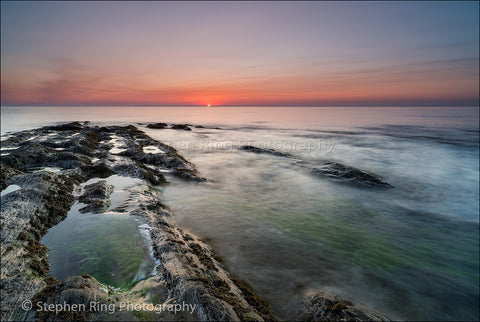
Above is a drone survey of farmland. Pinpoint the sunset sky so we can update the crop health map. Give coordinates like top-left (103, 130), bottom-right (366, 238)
top-left (1, 1), bottom-right (479, 107)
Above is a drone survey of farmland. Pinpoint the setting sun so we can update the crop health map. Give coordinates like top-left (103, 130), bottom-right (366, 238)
top-left (207, 104), bottom-right (211, 107)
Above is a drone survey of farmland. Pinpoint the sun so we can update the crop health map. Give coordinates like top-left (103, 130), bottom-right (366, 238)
top-left (207, 104), bottom-right (211, 107)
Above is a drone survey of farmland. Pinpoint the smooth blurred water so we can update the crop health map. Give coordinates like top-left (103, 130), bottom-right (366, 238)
top-left (2, 105), bottom-right (479, 134)
top-left (146, 123), bottom-right (478, 321)
top-left (2, 105), bottom-right (479, 320)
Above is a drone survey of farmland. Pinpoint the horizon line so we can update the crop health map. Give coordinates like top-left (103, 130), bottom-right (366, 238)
top-left (1, 104), bottom-right (479, 108)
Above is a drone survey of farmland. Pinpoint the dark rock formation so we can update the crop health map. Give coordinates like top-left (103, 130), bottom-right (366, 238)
top-left (301, 292), bottom-right (389, 321)
top-left (311, 162), bottom-right (392, 187)
top-left (30, 276), bottom-right (100, 321)
top-left (238, 146), bottom-right (392, 188)
top-left (29, 275), bottom-right (196, 321)
top-left (0, 163), bottom-right (22, 190)
top-left (2, 143), bottom-right (55, 170)
top-left (172, 169), bottom-right (206, 182)
top-left (147, 122), bottom-right (168, 129)
top-left (171, 124), bottom-right (192, 131)
top-left (1, 122), bottom-right (208, 321)
top-left (1, 171), bottom-right (77, 321)
top-left (85, 162), bottom-right (115, 179)
top-left (194, 125), bottom-right (222, 130)
top-left (78, 181), bottom-right (114, 213)
top-left (130, 187), bottom-right (274, 321)
top-left (44, 121), bottom-right (83, 131)
top-left (239, 145), bottom-right (292, 157)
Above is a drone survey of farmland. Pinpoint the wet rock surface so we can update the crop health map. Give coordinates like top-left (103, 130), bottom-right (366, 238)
top-left (239, 146), bottom-right (392, 188)
top-left (239, 145), bottom-right (293, 157)
top-left (0, 163), bottom-right (22, 190)
top-left (301, 291), bottom-right (390, 321)
top-left (146, 122), bottom-right (168, 129)
top-left (144, 122), bottom-right (221, 131)
top-left (78, 181), bottom-right (114, 213)
top-left (171, 124), bottom-right (192, 131)
top-left (1, 170), bottom-right (78, 321)
top-left (311, 162), bottom-right (392, 187)
top-left (28, 275), bottom-right (198, 321)
top-left (130, 183), bottom-right (275, 321)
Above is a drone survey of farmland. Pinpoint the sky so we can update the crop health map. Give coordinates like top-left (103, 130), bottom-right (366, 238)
top-left (1, 1), bottom-right (479, 107)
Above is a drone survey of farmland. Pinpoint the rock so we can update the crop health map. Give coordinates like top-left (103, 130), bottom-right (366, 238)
top-left (131, 189), bottom-right (274, 321)
top-left (239, 145), bottom-right (292, 157)
top-left (49, 151), bottom-right (92, 170)
top-left (171, 124), bottom-right (192, 131)
top-left (79, 128), bottom-right (102, 152)
top-left (171, 169), bottom-right (206, 182)
top-left (86, 162), bottom-right (115, 178)
top-left (1, 123), bottom-right (216, 321)
top-left (134, 152), bottom-right (192, 171)
top-left (44, 121), bottom-right (83, 131)
top-left (1, 171), bottom-right (76, 321)
top-left (311, 162), bottom-right (392, 187)
top-left (78, 180), bottom-right (114, 213)
top-left (300, 291), bottom-right (390, 321)
top-left (238, 145), bottom-right (391, 188)
top-left (0, 163), bottom-right (22, 190)
top-left (147, 122), bottom-right (168, 129)
top-left (110, 162), bottom-right (167, 186)
top-left (1, 143), bottom-right (55, 170)
top-left (194, 125), bottom-right (222, 130)
top-left (30, 275), bottom-right (115, 321)
top-left (1, 130), bottom-right (37, 146)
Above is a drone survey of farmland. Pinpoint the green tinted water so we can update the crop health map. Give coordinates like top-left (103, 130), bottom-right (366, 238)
top-left (157, 128), bottom-right (479, 321)
top-left (42, 176), bottom-right (156, 288)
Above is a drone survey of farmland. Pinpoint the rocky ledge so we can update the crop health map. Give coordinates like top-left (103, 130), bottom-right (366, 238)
top-left (239, 145), bottom-right (392, 188)
top-left (146, 123), bottom-right (192, 131)
top-left (311, 162), bottom-right (392, 188)
top-left (239, 145), bottom-right (293, 158)
top-left (146, 122), bottom-right (222, 131)
top-left (301, 291), bottom-right (389, 321)
top-left (1, 122), bottom-right (388, 321)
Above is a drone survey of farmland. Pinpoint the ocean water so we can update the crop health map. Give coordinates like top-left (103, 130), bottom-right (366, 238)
top-left (1, 106), bottom-right (479, 320)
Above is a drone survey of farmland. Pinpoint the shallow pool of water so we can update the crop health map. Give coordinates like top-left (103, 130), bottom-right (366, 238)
top-left (42, 175), bottom-right (156, 288)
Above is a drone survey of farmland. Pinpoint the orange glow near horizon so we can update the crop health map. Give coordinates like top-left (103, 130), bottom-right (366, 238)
top-left (2, 68), bottom-right (478, 107)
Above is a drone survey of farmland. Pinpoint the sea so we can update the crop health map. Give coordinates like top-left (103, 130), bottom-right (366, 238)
top-left (1, 105), bottom-right (479, 320)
